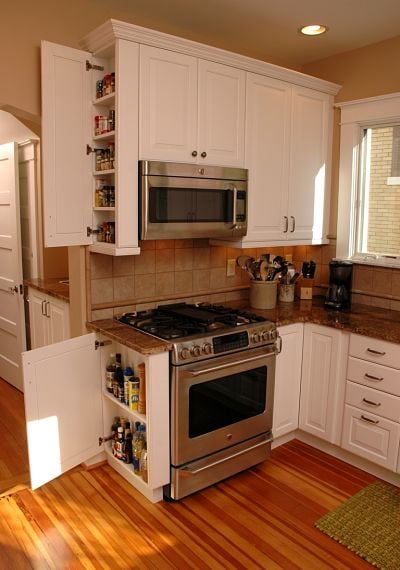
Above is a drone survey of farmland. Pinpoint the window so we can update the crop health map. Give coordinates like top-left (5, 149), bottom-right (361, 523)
top-left (336, 93), bottom-right (400, 266)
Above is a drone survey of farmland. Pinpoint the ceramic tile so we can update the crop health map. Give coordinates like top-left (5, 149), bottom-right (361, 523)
top-left (174, 271), bottom-right (193, 294)
top-left (155, 272), bottom-right (175, 296)
top-left (372, 268), bottom-right (393, 295)
top-left (138, 240), bottom-right (155, 250)
top-left (353, 266), bottom-right (374, 292)
top-left (90, 253), bottom-right (113, 278)
top-left (113, 276), bottom-right (135, 301)
top-left (156, 249), bottom-right (174, 273)
top-left (174, 248), bottom-right (193, 271)
top-left (210, 246), bottom-right (226, 268)
top-left (91, 308), bottom-right (114, 320)
top-left (113, 256), bottom-right (135, 276)
top-left (369, 295), bottom-right (391, 309)
top-left (135, 250), bottom-right (156, 275)
top-left (210, 268), bottom-right (226, 289)
top-left (134, 274), bottom-right (156, 299)
top-left (91, 278), bottom-right (113, 304)
top-left (155, 239), bottom-right (175, 250)
top-left (321, 243), bottom-right (337, 265)
top-left (391, 269), bottom-right (400, 298)
top-left (193, 269), bottom-right (211, 292)
top-left (175, 239), bottom-right (193, 248)
top-left (193, 238), bottom-right (210, 248)
top-left (193, 247), bottom-right (211, 269)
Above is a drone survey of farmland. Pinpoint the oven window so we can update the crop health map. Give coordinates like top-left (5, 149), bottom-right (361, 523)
top-left (149, 187), bottom-right (232, 223)
top-left (188, 366), bottom-right (267, 438)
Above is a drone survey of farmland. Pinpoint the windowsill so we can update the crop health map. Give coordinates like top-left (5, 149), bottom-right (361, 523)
top-left (348, 255), bottom-right (400, 269)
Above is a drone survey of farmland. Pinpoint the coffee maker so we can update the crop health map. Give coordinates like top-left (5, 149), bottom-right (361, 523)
top-left (325, 260), bottom-right (353, 310)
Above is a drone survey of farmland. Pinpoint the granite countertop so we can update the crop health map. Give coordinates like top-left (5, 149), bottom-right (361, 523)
top-left (87, 297), bottom-right (400, 355)
top-left (24, 277), bottom-right (70, 302)
top-left (248, 296), bottom-right (400, 344)
top-left (86, 319), bottom-right (173, 355)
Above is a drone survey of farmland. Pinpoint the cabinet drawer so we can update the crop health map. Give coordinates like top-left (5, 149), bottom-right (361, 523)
top-left (349, 334), bottom-right (400, 370)
top-left (345, 381), bottom-right (400, 422)
top-left (342, 404), bottom-right (400, 471)
top-left (347, 356), bottom-right (400, 396)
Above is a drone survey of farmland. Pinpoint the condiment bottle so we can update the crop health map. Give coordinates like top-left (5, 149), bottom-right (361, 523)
top-left (137, 363), bottom-right (146, 415)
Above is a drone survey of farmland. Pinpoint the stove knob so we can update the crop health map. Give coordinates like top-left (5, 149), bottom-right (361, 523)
top-left (179, 347), bottom-right (191, 360)
top-left (251, 332), bottom-right (261, 343)
top-left (262, 330), bottom-right (271, 341)
top-left (190, 345), bottom-right (201, 357)
top-left (202, 343), bottom-right (212, 355)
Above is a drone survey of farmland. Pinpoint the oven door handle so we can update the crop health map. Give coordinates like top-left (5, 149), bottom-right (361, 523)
top-left (181, 437), bottom-right (273, 475)
top-left (185, 352), bottom-right (273, 377)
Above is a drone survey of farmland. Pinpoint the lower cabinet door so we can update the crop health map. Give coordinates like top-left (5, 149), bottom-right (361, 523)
top-left (342, 404), bottom-right (400, 471)
top-left (22, 333), bottom-right (103, 489)
top-left (273, 323), bottom-right (303, 439)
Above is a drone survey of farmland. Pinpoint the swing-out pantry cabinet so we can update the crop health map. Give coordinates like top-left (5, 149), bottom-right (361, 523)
top-left (22, 330), bottom-right (170, 502)
top-left (41, 19), bottom-right (340, 257)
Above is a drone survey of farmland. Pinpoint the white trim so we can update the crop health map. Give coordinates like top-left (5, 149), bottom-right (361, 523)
top-left (386, 176), bottom-right (400, 185)
top-left (80, 19), bottom-right (341, 96)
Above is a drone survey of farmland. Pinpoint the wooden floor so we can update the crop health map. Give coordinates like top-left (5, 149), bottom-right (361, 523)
top-left (0, 377), bottom-right (375, 569)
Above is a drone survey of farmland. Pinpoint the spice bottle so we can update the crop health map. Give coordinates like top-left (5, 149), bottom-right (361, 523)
top-left (137, 363), bottom-right (146, 415)
top-left (123, 366), bottom-right (133, 406)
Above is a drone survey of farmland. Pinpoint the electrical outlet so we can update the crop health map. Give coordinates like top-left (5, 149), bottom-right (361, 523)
top-left (226, 258), bottom-right (236, 277)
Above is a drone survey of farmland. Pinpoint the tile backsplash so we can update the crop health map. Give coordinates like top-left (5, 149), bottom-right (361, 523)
top-left (88, 240), bottom-right (336, 320)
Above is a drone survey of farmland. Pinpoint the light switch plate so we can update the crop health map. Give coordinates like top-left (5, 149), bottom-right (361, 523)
top-left (226, 259), bottom-right (236, 277)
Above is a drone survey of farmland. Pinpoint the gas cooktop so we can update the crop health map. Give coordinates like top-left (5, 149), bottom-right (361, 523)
top-left (117, 303), bottom-right (278, 364)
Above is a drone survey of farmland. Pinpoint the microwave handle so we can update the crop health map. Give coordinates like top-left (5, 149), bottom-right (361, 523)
top-left (230, 185), bottom-right (237, 229)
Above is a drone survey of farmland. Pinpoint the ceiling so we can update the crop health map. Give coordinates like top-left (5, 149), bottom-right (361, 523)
top-left (110, 0), bottom-right (400, 68)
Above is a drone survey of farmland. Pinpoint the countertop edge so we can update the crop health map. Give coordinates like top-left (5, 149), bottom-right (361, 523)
top-left (24, 278), bottom-right (70, 303)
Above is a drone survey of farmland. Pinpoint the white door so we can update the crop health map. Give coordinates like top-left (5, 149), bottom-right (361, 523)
top-left (288, 87), bottom-right (331, 242)
top-left (139, 45), bottom-right (198, 162)
top-left (0, 142), bottom-right (25, 391)
top-left (198, 60), bottom-right (245, 167)
top-left (245, 74), bottom-right (291, 241)
top-left (273, 323), bottom-right (303, 439)
top-left (41, 41), bottom-right (92, 247)
top-left (22, 333), bottom-right (103, 489)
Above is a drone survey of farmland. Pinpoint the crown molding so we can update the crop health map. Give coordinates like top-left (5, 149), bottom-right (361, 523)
top-left (80, 19), bottom-right (341, 96)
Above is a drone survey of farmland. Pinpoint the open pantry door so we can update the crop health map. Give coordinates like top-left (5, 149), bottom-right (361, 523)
top-left (22, 333), bottom-right (103, 489)
top-left (41, 41), bottom-right (93, 247)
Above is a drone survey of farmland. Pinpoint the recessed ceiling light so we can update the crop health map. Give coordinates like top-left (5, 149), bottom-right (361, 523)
top-left (299, 24), bottom-right (328, 36)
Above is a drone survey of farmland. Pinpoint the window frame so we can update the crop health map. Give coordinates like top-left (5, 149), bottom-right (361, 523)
top-left (336, 92), bottom-right (400, 267)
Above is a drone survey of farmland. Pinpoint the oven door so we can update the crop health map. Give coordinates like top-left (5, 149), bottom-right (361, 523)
top-left (170, 346), bottom-right (276, 467)
top-left (140, 175), bottom-right (247, 239)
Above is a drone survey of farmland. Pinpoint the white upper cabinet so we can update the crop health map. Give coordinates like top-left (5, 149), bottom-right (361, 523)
top-left (41, 39), bottom-right (140, 256)
top-left (139, 45), bottom-right (245, 167)
top-left (227, 74), bottom-right (333, 247)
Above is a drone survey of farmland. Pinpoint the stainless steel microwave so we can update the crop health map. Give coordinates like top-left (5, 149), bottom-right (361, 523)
top-left (139, 161), bottom-right (247, 240)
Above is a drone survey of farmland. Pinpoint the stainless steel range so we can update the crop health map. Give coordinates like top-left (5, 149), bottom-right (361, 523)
top-left (118, 302), bottom-right (281, 500)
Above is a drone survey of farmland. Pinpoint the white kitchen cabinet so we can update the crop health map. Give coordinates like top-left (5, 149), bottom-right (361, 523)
top-left (299, 324), bottom-right (349, 444)
top-left (41, 39), bottom-right (140, 256)
top-left (221, 74), bottom-right (333, 247)
top-left (28, 287), bottom-right (70, 349)
top-left (273, 323), bottom-right (304, 439)
top-left (22, 333), bottom-right (169, 502)
top-left (139, 45), bottom-right (246, 167)
top-left (341, 334), bottom-right (400, 471)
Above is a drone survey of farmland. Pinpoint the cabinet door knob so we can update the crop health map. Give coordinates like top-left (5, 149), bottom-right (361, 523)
top-left (201, 151), bottom-right (207, 158)
top-left (191, 150), bottom-right (198, 157)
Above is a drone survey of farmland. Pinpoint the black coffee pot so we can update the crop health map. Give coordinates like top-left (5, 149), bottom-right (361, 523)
top-left (325, 260), bottom-right (353, 310)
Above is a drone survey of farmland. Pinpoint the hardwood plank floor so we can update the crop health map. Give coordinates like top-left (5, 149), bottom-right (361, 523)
top-left (0, 378), bottom-right (29, 495)
top-left (1, 439), bottom-right (376, 569)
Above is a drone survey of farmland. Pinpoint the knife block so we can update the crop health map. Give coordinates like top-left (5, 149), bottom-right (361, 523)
top-left (295, 277), bottom-right (314, 300)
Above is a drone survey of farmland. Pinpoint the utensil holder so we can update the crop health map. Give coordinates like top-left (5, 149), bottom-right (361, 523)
top-left (249, 280), bottom-right (277, 309)
top-left (279, 283), bottom-right (295, 303)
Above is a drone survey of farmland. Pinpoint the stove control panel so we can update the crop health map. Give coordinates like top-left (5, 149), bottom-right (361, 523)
top-left (174, 324), bottom-right (277, 364)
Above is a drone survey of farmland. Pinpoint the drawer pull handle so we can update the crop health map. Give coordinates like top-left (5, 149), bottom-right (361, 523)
top-left (367, 348), bottom-right (386, 356)
top-left (364, 373), bottom-right (383, 382)
top-left (360, 414), bottom-right (379, 425)
top-left (362, 397), bottom-right (381, 407)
